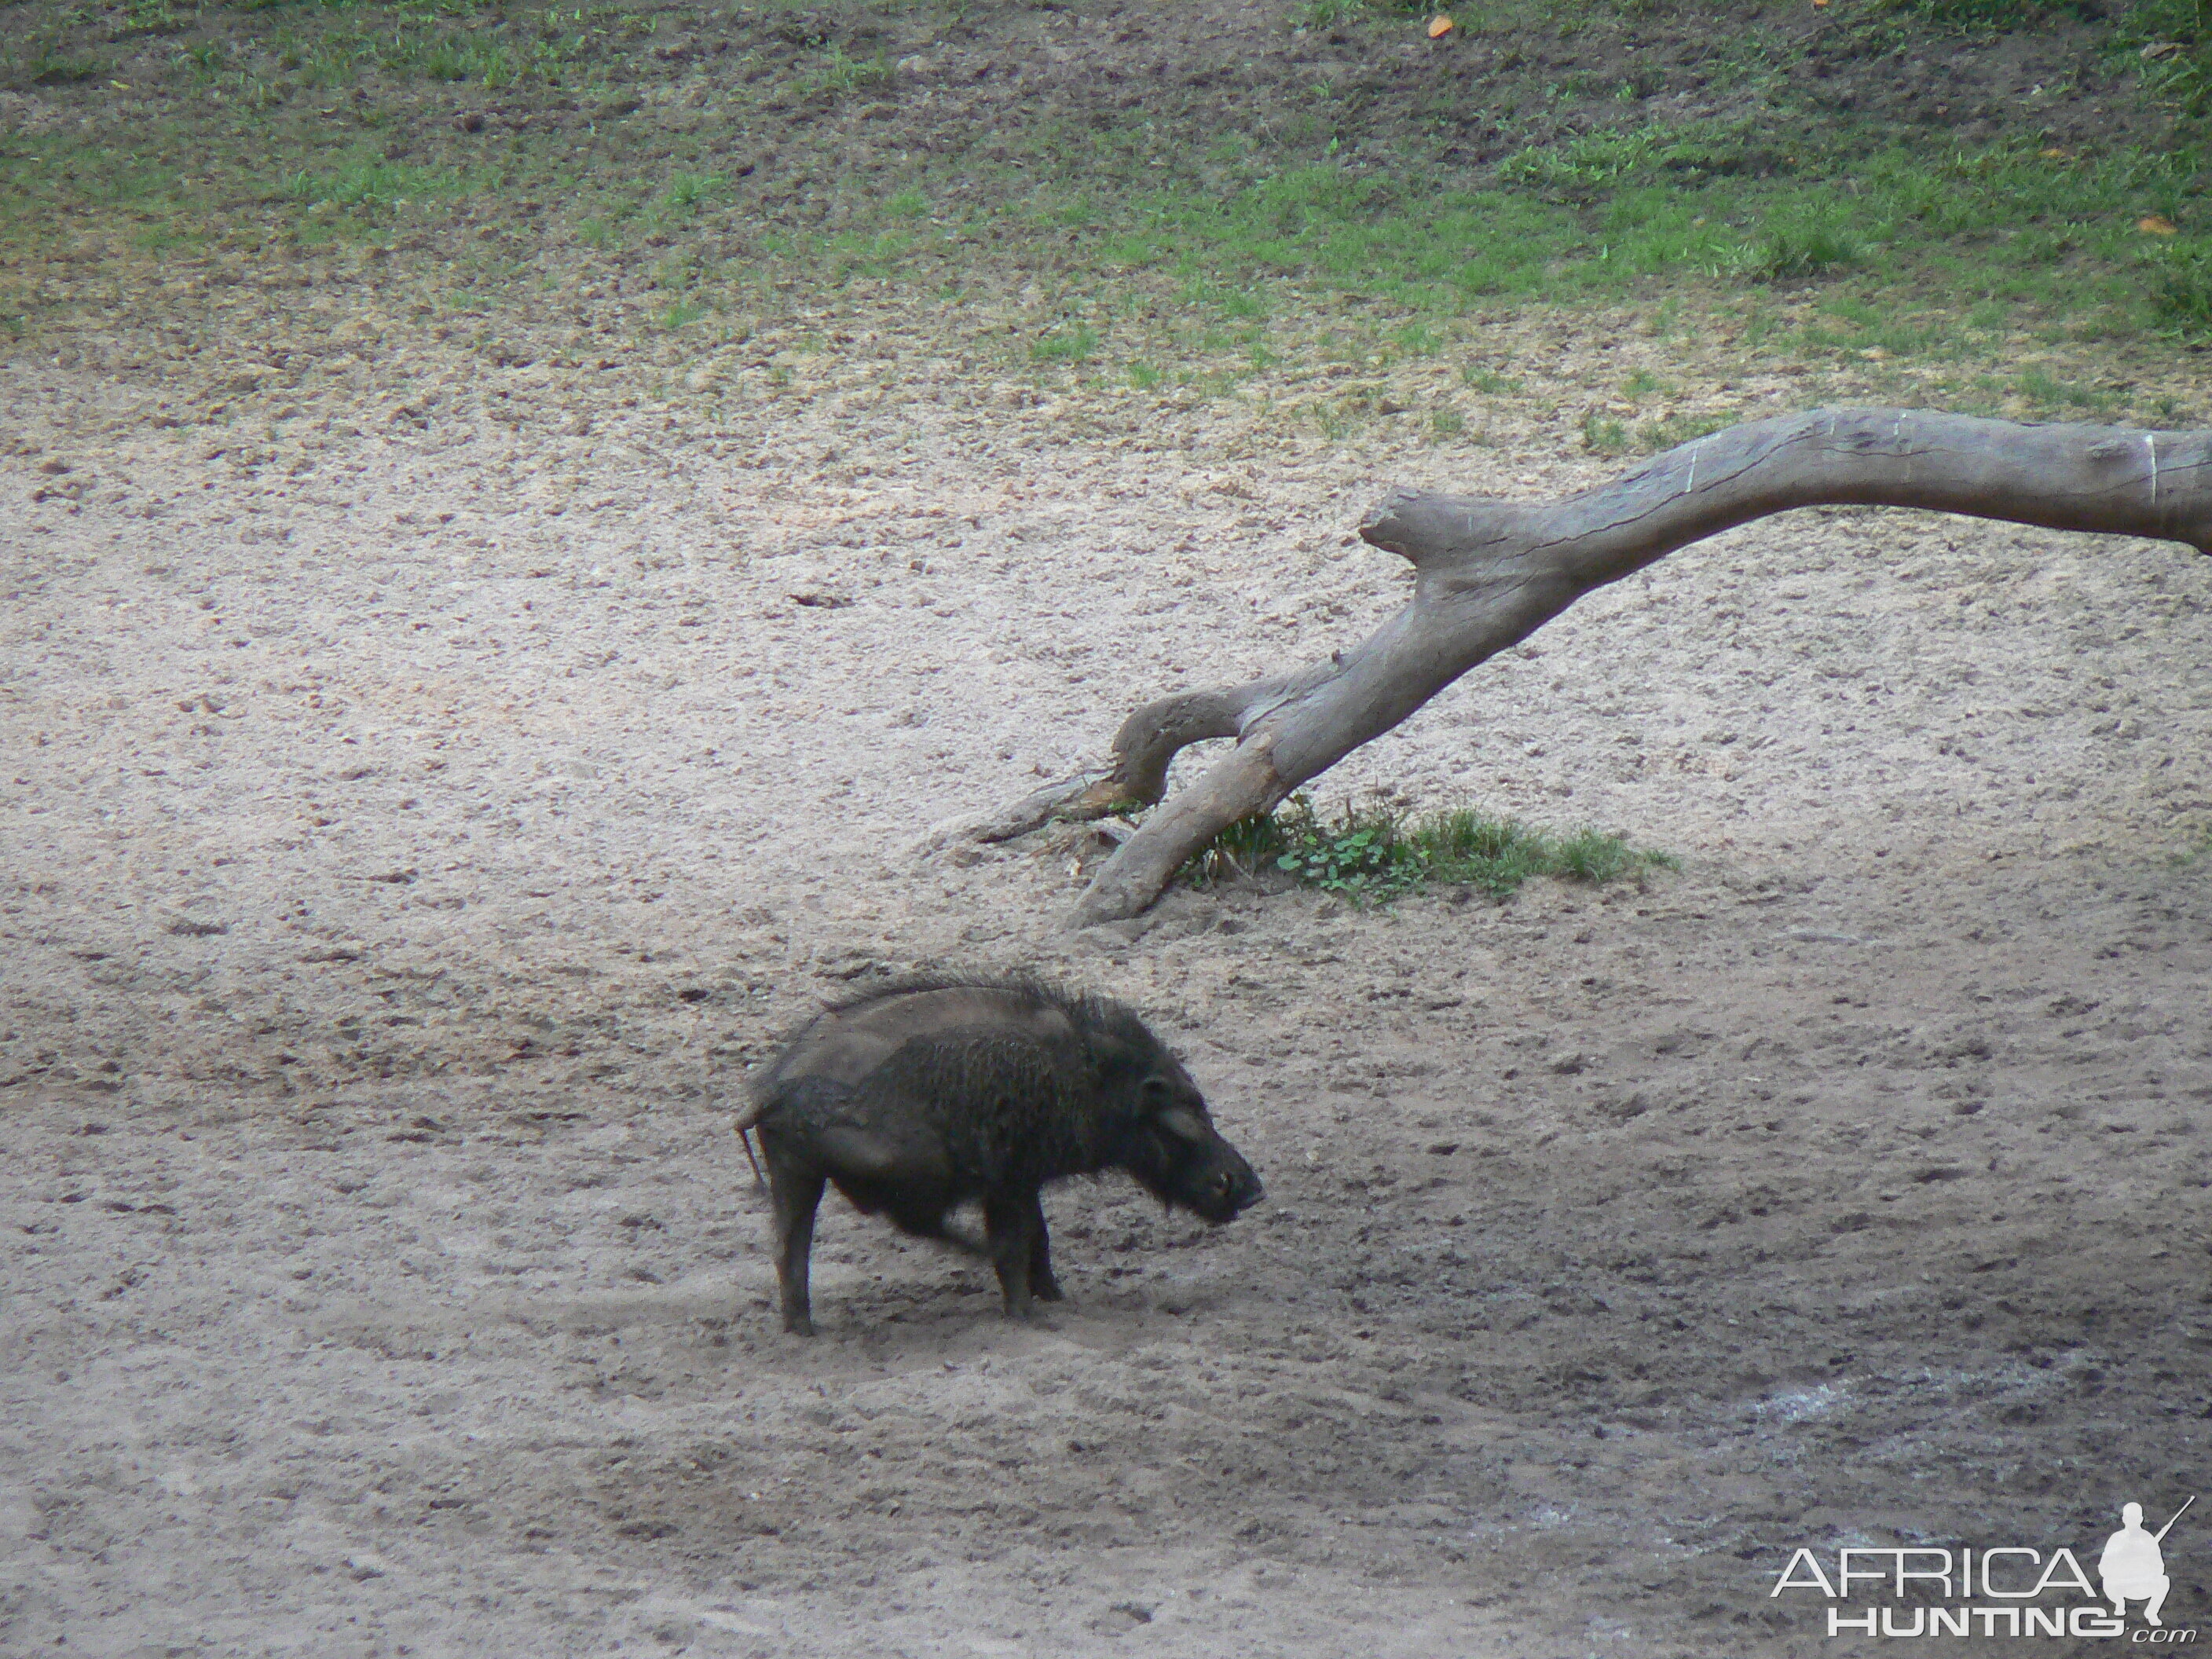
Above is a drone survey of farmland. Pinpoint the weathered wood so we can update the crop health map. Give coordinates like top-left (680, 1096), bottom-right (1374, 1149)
top-left (1037, 408), bottom-right (2212, 924)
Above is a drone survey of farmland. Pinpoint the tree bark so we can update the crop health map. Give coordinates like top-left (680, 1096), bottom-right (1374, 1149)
top-left (999, 407), bottom-right (2212, 924)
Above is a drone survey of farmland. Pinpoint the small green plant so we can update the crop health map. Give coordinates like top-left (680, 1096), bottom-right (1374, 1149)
top-left (661, 297), bottom-right (705, 329)
top-left (1736, 217), bottom-right (1861, 282)
top-left (1462, 365), bottom-right (1522, 394)
top-left (2147, 243), bottom-right (2212, 335)
top-left (1312, 401), bottom-right (1354, 442)
top-left (288, 159), bottom-right (463, 210)
top-left (1430, 406), bottom-right (1466, 440)
top-left (663, 173), bottom-right (727, 213)
top-left (1580, 410), bottom-right (1630, 455)
top-left (1031, 324), bottom-right (1098, 362)
top-left (1394, 320), bottom-right (1441, 354)
top-left (1181, 795), bottom-right (1674, 905)
top-left (1498, 128), bottom-right (1658, 198)
top-left (1635, 412), bottom-right (1730, 452)
top-left (2013, 364), bottom-right (2115, 412)
top-left (30, 50), bottom-right (108, 84)
top-left (804, 43), bottom-right (890, 97)
top-left (1127, 360), bottom-right (1162, 389)
top-left (1299, 0), bottom-right (1364, 27)
top-left (123, 0), bottom-right (188, 32)
top-left (1270, 803), bottom-right (1423, 903)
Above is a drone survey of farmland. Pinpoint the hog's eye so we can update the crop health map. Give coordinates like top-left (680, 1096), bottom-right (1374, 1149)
top-left (1141, 1076), bottom-right (1170, 1098)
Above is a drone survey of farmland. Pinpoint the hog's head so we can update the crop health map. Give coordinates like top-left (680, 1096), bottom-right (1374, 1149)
top-left (1093, 1014), bottom-right (1264, 1224)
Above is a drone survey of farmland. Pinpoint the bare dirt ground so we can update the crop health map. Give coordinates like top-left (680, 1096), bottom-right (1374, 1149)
top-left (5, 310), bottom-right (2212, 1659)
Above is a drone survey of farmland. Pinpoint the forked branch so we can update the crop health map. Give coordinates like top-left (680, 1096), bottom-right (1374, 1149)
top-left (972, 408), bottom-right (2212, 923)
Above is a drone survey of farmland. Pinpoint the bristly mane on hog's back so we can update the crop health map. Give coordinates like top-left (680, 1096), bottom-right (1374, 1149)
top-left (734, 971), bottom-right (1128, 1134)
top-left (813, 971), bottom-right (1124, 1030)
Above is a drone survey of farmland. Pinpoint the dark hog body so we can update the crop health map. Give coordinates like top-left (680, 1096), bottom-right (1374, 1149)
top-left (745, 976), bottom-right (1262, 1335)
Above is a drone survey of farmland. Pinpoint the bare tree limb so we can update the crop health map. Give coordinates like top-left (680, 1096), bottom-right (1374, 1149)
top-left (1049, 407), bottom-right (2212, 925)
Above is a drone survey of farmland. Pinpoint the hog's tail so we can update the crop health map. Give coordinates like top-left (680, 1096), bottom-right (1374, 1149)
top-left (735, 1122), bottom-right (767, 1189)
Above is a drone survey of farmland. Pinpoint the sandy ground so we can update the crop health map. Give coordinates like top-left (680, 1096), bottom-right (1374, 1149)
top-left (4, 331), bottom-right (2211, 1658)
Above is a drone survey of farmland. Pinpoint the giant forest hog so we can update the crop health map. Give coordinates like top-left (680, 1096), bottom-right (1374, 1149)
top-left (740, 975), bottom-right (1263, 1334)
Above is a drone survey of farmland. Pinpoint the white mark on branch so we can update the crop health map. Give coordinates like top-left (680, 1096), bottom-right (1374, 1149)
top-left (1685, 441), bottom-right (1698, 495)
top-left (2147, 432), bottom-right (2160, 510)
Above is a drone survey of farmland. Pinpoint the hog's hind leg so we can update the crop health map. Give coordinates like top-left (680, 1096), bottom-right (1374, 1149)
top-left (767, 1163), bottom-right (826, 1336)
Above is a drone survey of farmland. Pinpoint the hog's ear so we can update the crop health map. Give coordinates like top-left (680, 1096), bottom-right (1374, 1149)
top-left (1156, 1104), bottom-right (1210, 1143)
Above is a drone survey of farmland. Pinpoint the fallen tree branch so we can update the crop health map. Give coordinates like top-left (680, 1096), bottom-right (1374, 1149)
top-left (1047, 407), bottom-right (2212, 925)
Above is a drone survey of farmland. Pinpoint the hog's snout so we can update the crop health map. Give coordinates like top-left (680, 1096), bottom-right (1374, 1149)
top-left (1192, 1155), bottom-right (1264, 1224)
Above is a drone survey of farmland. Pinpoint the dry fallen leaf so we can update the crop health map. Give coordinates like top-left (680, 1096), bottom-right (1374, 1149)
top-left (2139, 215), bottom-right (2181, 236)
top-left (1428, 14), bottom-right (1454, 37)
top-left (1812, 0), bottom-right (1829, 9)
top-left (2040, 146), bottom-right (2074, 161)
top-left (2142, 40), bottom-right (2185, 60)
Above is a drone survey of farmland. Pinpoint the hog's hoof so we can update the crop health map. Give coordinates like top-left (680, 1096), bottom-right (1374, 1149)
top-left (782, 1314), bottom-right (817, 1337)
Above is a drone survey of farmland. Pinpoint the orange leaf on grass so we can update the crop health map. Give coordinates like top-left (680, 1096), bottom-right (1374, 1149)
top-left (2139, 216), bottom-right (2181, 236)
top-left (1428, 15), bottom-right (1455, 37)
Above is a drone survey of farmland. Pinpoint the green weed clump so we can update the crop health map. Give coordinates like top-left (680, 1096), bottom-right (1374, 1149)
top-left (1179, 794), bottom-right (1675, 905)
top-left (2147, 243), bottom-right (2212, 333)
top-left (1734, 216), bottom-right (1862, 282)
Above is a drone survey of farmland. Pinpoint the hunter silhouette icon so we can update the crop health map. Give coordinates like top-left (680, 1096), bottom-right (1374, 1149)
top-left (2100, 1496), bottom-right (2193, 1625)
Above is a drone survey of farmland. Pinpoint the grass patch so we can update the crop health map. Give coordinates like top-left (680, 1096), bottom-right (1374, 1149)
top-left (1462, 365), bottom-right (1523, 393)
top-left (2, 0), bottom-right (2209, 386)
top-left (1580, 411), bottom-right (1630, 455)
top-left (2147, 241), bottom-right (2212, 333)
top-left (1635, 412), bottom-right (1733, 452)
top-left (800, 42), bottom-right (890, 98)
top-left (662, 173), bottom-right (727, 214)
top-left (1031, 324), bottom-right (1099, 363)
top-left (290, 157), bottom-right (467, 210)
top-left (1734, 214), bottom-right (1862, 282)
top-left (1180, 794), bottom-right (1675, 905)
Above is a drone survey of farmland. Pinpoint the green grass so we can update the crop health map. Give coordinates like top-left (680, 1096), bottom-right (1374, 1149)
top-left (3, 0), bottom-right (2210, 386)
top-left (2148, 243), bottom-right (2212, 333)
top-left (289, 157), bottom-right (468, 209)
top-left (800, 42), bottom-right (890, 98)
top-left (1580, 411), bottom-right (1629, 455)
top-left (1634, 412), bottom-right (1732, 452)
top-left (1031, 324), bottom-right (1099, 363)
top-left (1180, 794), bottom-right (1676, 905)
top-left (662, 173), bottom-right (727, 213)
